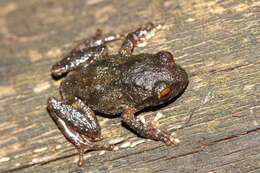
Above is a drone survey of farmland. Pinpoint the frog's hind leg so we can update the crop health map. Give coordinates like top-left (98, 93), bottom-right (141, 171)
top-left (71, 29), bottom-right (124, 53)
top-left (47, 97), bottom-right (113, 166)
top-left (119, 23), bottom-right (163, 57)
top-left (51, 31), bottom-right (124, 78)
top-left (121, 108), bottom-right (177, 146)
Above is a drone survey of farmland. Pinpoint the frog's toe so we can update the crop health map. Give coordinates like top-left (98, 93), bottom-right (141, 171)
top-left (78, 144), bottom-right (114, 166)
top-left (160, 130), bottom-right (179, 146)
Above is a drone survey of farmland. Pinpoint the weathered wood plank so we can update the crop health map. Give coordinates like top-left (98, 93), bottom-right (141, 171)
top-left (0, 0), bottom-right (259, 172)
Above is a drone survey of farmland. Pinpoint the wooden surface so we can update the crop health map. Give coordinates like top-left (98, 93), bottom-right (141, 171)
top-left (0, 0), bottom-right (259, 172)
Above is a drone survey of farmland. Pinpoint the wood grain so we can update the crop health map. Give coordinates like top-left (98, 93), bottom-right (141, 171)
top-left (0, 0), bottom-right (259, 172)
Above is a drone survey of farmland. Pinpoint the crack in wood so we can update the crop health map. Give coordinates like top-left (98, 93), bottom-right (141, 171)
top-left (190, 62), bottom-right (259, 77)
top-left (223, 145), bottom-right (260, 156)
top-left (165, 150), bottom-right (201, 160)
top-left (3, 153), bottom-right (77, 173)
top-left (144, 156), bottom-right (168, 163)
top-left (247, 167), bottom-right (260, 173)
top-left (208, 63), bottom-right (257, 74)
top-left (203, 127), bottom-right (260, 146)
top-left (208, 152), bottom-right (260, 172)
top-left (108, 145), bottom-right (162, 162)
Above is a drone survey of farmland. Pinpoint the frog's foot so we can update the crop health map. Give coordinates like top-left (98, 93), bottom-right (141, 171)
top-left (119, 22), bottom-right (163, 56)
top-left (77, 143), bottom-right (113, 166)
top-left (122, 108), bottom-right (177, 146)
top-left (47, 97), bottom-right (112, 166)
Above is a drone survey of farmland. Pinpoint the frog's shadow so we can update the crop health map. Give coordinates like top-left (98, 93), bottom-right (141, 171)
top-left (97, 86), bottom-right (188, 137)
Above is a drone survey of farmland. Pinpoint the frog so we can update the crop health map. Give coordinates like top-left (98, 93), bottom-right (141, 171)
top-left (47, 23), bottom-right (189, 166)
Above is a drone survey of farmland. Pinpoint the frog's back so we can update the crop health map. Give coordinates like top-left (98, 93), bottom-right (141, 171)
top-left (60, 55), bottom-right (132, 114)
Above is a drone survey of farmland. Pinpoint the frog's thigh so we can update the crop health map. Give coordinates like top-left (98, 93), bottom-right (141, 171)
top-left (51, 45), bottom-right (108, 78)
top-left (121, 108), bottom-right (177, 146)
top-left (48, 107), bottom-right (91, 148)
top-left (47, 97), bottom-right (113, 166)
top-left (47, 97), bottom-right (101, 141)
top-left (52, 30), bottom-right (124, 78)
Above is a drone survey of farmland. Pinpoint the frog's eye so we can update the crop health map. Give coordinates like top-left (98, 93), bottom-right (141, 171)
top-left (158, 87), bottom-right (171, 98)
top-left (153, 81), bottom-right (171, 99)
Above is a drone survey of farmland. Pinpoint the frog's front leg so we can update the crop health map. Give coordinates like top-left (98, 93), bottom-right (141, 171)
top-left (47, 97), bottom-right (113, 166)
top-left (52, 31), bottom-right (124, 78)
top-left (121, 108), bottom-right (177, 146)
top-left (119, 23), bottom-right (163, 57)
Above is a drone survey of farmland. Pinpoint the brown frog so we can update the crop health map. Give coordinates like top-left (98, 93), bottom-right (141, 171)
top-left (47, 23), bottom-right (188, 166)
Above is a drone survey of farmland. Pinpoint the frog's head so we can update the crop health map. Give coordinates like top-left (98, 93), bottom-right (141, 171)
top-left (121, 51), bottom-right (188, 106)
top-left (151, 51), bottom-right (188, 104)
